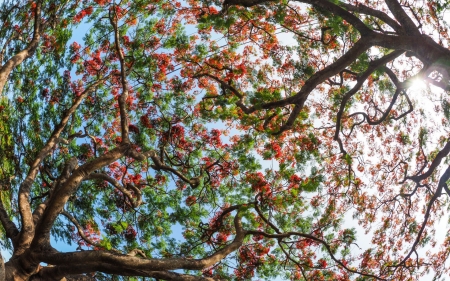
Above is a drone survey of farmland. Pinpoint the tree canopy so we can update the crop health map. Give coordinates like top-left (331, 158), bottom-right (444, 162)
top-left (2, 0), bottom-right (450, 280)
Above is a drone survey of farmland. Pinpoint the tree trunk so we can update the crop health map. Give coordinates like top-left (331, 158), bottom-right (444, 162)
top-left (0, 252), bottom-right (4, 281)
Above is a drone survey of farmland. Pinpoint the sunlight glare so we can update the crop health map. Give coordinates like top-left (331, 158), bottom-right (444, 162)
top-left (409, 78), bottom-right (427, 93)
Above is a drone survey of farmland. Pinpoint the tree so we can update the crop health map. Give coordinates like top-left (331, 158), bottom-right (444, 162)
top-left (2, 0), bottom-right (450, 280)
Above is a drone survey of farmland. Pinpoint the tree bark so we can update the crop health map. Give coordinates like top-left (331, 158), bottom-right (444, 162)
top-left (0, 252), bottom-right (5, 281)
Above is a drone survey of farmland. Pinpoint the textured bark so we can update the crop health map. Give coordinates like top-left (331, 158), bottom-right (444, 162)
top-left (15, 79), bottom-right (107, 257)
top-left (0, 209), bottom-right (245, 281)
top-left (0, 2), bottom-right (42, 95)
top-left (0, 252), bottom-right (5, 281)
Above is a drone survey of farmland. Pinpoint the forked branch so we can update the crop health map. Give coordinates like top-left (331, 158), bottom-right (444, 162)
top-left (16, 78), bottom-right (107, 256)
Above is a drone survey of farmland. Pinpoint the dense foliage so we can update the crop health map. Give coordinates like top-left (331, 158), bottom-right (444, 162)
top-left (3, 0), bottom-right (450, 280)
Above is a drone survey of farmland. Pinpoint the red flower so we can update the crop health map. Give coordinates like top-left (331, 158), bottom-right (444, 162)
top-left (94, 0), bottom-right (109, 6)
top-left (124, 226), bottom-right (137, 240)
top-left (318, 258), bottom-right (327, 268)
top-left (128, 124), bottom-right (140, 134)
top-left (185, 195), bottom-right (196, 206)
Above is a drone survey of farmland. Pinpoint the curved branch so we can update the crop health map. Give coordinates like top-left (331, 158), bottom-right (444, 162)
top-left (198, 37), bottom-right (372, 135)
top-left (60, 210), bottom-right (119, 253)
top-left (384, 0), bottom-right (420, 36)
top-left (0, 1), bottom-right (42, 94)
top-left (225, 0), bottom-right (373, 36)
top-left (348, 88), bottom-right (408, 125)
top-left (32, 158), bottom-right (80, 226)
top-left (33, 264), bottom-right (215, 281)
top-left (334, 50), bottom-right (404, 144)
top-left (406, 141), bottom-right (450, 183)
top-left (394, 165), bottom-right (450, 269)
top-left (109, 7), bottom-right (130, 144)
top-left (30, 143), bottom-right (130, 252)
top-left (127, 150), bottom-right (202, 188)
top-left (299, 0), bottom-right (373, 36)
top-left (0, 196), bottom-right (19, 247)
top-left (87, 173), bottom-right (142, 208)
top-left (274, 37), bottom-right (373, 134)
top-left (16, 78), bottom-right (107, 256)
top-left (254, 197), bottom-right (281, 234)
top-left (371, 33), bottom-right (450, 70)
top-left (36, 211), bottom-right (245, 277)
top-left (344, 64), bottom-right (416, 130)
top-left (246, 229), bottom-right (384, 280)
top-left (338, 1), bottom-right (403, 33)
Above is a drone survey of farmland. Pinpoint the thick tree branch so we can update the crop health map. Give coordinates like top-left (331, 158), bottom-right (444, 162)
top-left (298, 0), bottom-right (373, 36)
top-left (109, 7), bottom-right (130, 144)
top-left (33, 264), bottom-right (216, 281)
top-left (223, 0), bottom-right (372, 36)
top-left (35, 211), bottom-right (245, 278)
top-left (198, 37), bottom-right (372, 135)
top-left (0, 1), bottom-right (42, 94)
top-left (0, 251), bottom-right (5, 281)
top-left (372, 33), bottom-right (450, 70)
top-left (406, 141), bottom-right (450, 183)
top-left (384, 0), bottom-right (420, 36)
top-left (30, 143), bottom-right (130, 252)
top-left (222, 0), bottom-right (273, 8)
top-left (0, 196), bottom-right (19, 247)
top-left (274, 38), bottom-right (372, 134)
top-left (16, 79), bottom-right (106, 256)
top-left (338, 1), bottom-right (403, 33)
